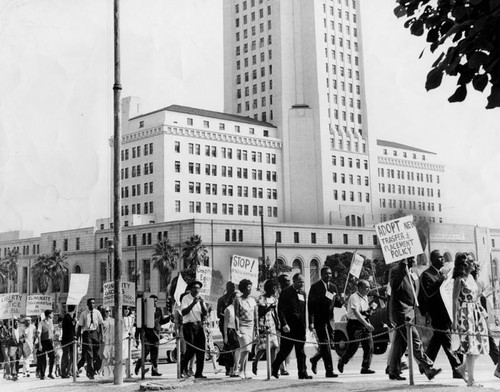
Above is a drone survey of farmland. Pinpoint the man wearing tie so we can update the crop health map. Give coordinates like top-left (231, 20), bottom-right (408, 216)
top-left (388, 258), bottom-right (441, 381)
top-left (308, 266), bottom-right (342, 378)
top-left (271, 273), bottom-right (312, 380)
top-left (418, 250), bottom-right (462, 378)
top-left (77, 298), bottom-right (104, 380)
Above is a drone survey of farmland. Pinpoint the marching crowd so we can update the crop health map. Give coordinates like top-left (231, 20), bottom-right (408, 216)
top-left (0, 249), bottom-right (498, 387)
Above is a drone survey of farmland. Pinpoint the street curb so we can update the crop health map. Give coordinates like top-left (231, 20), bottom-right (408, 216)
top-left (140, 379), bottom-right (194, 390)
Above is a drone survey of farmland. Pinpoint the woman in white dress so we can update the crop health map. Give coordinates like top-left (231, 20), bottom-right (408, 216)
top-left (101, 307), bottom-right (115, 377)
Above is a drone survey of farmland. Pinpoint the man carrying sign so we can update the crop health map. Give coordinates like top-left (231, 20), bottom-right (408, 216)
top-left (387, 257), bottom-right (441, 381)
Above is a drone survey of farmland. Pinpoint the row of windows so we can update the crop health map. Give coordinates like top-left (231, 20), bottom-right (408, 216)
top-left (380, 199), bottom-right (442, 212)
top-left (174, 167), bottom-right (277, 182)
top-left (121, 182), bottom-right (154, 198)
top-left (330, 124), bottom-right (364, 139)
top-left (323, 1), bottom-right (357, 16)
top-left (2, 244), bottom-right (41, 257)
top-left (236, 50), bottom-right (273, 71)
top-left (331, 109), bottom-right (362, 124)
top-left (182, 181), bottom-right (278, 199)
top-left (235, 20), bottom-right (272, 41)
top-left (328, 94), bottom-right (361, 108)
top-left (121, 202), bottom-right (154, 216)
top-left (326, 78), bottom-right (361, 95)
top-left (236, 37), bottom-right (273, 56)
top-left (333, 190), bottom-right (370, 203)
top-left (378, 168), bottom-right (439, 183)
top-left (326, 64), bottom-right (359, 81)
top-left (235, 2), bottom-right (271, 17)
top-left (379, 183), bottom-right (441, 198)
top-left (382, 149), bottom-right (427, 161)
top-left (120, 163), bottom-right (154, 180)
top-left (331, 156), bottom-right (368, 169)
top-left (125, 231), bottom-right (169, 247)
top-left (333, 173), bottom-right (369, 186)
top-left (324, 34), bottom-right (359, 52)
top-left (181, 201), bottom-right (278, 218)
top-left (185, 145), bottom-right (276, 163)
top-left (324, 49), bottom-right (359, 66)
top-left (277, 230), bottom-right (374, 246)
top-left (121, 143), bottom-right (154, 161)
top-left (323, 18), bottom-right (358, 36)
top-left (381, 214), bottom-right (442, 224)
top-left (329, 137), bottom-right (366, 153)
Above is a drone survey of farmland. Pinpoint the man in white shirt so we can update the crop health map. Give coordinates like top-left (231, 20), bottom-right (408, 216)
top-left (77, 298), bottom-right (104, 380)
top-left (181, 280), bottom-right (208, 378)
top-left (37, 310), bottom-right (56, 380)
top-left (338, 280), bottom-right (375, 375)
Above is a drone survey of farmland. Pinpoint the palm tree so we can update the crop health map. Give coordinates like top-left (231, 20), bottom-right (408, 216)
top-left (49, 249), bottom-right (69, 312)
top-left (32, 255), bottom-right (51, 294)
top-left (181, 235), bottom-right (208, 271)
top-left (3, 248), bottom-right (19, 292)
top-left (152, 238), bottom-right (179, 294)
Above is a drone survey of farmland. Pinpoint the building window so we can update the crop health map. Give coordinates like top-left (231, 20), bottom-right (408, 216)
top-left (327, 233), bottom-right (333, 244)
top-left (343, 234), bottom-right (348, 245)
top-left (294, 232), bottom-right (300, 243)
top-left (75, 237), bottom-right (80, 250)
top-left (276, 231), bottom-right (282, 243)
top-left (311, 233), bottom-right (316, 244)
top-left (358, 234), bottom-right (363, 245)
top-left (373, 235), bottom-right (378, 246)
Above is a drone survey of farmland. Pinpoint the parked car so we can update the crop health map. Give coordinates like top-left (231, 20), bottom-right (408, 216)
top-left (131, 324), bottom-right (223, 364)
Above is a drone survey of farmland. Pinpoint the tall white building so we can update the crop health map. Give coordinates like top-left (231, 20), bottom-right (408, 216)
top-left (223, 0), bottom-right (373, 227)
top-left (373, 139), bottom-right (445, 224)
top-left (115, 97), bottom-right (282, 227)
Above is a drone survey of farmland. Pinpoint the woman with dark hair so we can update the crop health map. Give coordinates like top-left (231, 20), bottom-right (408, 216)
top-left (252, 279), bottom-right (280, 375)
top-left (452, 252), bottom-right (489, 387)
top-left (234, 279), bottom-right (258, 379)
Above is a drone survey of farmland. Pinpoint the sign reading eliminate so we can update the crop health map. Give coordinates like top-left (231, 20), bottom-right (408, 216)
top-left (375, 215), bottom-right (424, 264)
top-left (26, 295), bottom-right (54, 316)
top-left (103, 281), bottom-right (136, 308)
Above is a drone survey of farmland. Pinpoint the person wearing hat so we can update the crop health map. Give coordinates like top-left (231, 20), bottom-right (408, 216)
top-left (181, 280), bottom-right (208, 378)
top-left (134, 295), bottom-right (170, 377)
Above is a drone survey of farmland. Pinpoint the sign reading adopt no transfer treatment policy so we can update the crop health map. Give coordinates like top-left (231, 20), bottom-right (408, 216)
top-left (375, 215), bottom-right (424, 264)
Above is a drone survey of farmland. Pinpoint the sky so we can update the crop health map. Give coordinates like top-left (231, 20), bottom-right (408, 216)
top-left (0, 0), bottom-right (499, 236)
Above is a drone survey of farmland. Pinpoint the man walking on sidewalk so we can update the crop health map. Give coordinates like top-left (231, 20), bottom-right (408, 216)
top-left (337, 280), bottom-right (375, 374)
top-left (272, 273), bottom-right (312, 380)
top-left (308, 266), bottom-right (343, 378)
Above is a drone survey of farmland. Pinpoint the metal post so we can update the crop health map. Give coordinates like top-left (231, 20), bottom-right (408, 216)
top-left (72, 338), bottom-right (77, 383)
top-left (176, 336), bottom-right (182, 379)
top-left (127, 333), bottom-right (132, 378)
top-left (406, 319), bottom-right (414, 386)
top-left (141, 298), bottom-right (146, 380)
top-left (112, 0), bottom-right (124, 384)
top-left (266, 329), bottom-right (271, 381)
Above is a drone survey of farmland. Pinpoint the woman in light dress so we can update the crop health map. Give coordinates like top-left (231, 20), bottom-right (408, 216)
top-left (234, 279), bottom-right (258, 379)
top-left (101, 307), bottom-right (115, 377)
top-left (452, 252), bottom-right (489, 387)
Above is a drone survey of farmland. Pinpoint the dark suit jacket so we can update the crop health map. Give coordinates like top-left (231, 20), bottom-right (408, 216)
top-left (418, 266), bottom-right (450, 328)
top-left (62, 313), bottom-right (76, 344)
top-left (390, 261), bottom-right (416, 323)
top-left (307, 280), bottom-right (342, 326)
top-left (136, 308), bottom-right (170, 344)
top-left (278, 285), bottom-right (307, 337)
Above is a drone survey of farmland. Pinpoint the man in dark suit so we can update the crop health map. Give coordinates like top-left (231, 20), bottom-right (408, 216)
top-left (61, 305), bottom-right (76, 378)
top-left (388, 257), bottom-right (441, 381)
top-left (308, 266), bottom-right (342, 377)
top-left (272, 273), bottom-right (312, 380)
top-left (419, 250), bottom-right (462, 378)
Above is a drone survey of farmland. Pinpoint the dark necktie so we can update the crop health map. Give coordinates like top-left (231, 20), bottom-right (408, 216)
top-left (90, 310), bottom-right (94, 326)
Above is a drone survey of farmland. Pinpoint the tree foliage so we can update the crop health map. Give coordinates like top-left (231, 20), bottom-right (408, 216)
top-left (2, 248), bottom-right (19, 292)
top-left (33, 250), bottom-right (69, 296)
top-left (152, 238), bottom-right (179, 293)
top-left (181, 235), bottom-right (208, 270)
top-left (324, 252), bottom-right (382, 296)
top-left (395, 0), bottom-right (500, 108)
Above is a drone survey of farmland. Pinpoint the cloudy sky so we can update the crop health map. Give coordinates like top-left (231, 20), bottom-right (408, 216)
top-left (0, 0), bottom-right (498, 236)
